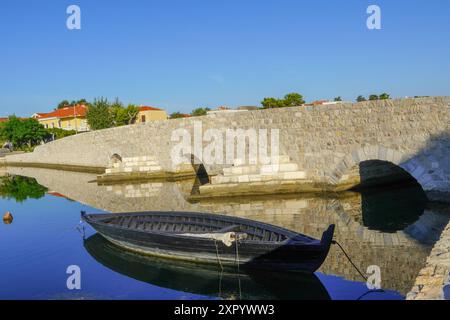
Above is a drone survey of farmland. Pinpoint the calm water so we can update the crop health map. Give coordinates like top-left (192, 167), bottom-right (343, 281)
top-left (1, 167), bottom-right (449, 300)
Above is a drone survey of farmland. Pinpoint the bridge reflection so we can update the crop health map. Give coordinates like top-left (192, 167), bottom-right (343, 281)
top-left (5, 166), bottom-right (450, 295)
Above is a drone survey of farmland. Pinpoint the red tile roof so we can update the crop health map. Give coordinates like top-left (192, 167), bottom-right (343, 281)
top-left (311, 100), bottom-right (329, 106)
top-left (139, 106), bottom-right (162, 111)
top-left (47, 191), bottom-right (69, 199)
top-left (35, 105), bottom-right (88, 119)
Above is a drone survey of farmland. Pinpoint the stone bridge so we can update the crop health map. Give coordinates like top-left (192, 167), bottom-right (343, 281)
top-left (4, 97), bottom-right (450, 201)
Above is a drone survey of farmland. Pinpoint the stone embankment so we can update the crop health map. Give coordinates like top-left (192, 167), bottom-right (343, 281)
top-left (407, 218), bottom-right (450, 300)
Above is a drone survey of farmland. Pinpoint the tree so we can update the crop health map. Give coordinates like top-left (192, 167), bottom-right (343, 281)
top-left (369, 95), bottom-right (379, 101)
top-left (125, 104), bottom-right (140, 124)
top-left (86, 98), bottom-right (114, 130)
top-left (283, 93), bottom-right (305, 107)
top-left (0, 116), bottom-right (48, 149)
top-left (191, 107), bottom-right (211, 117)
top-left (261, 97), bottom-right (282, 109)
top-left (170, 112), bottom-right (186, 119)
top-left (56, 99), bottom-right (89, 110)
top-left (46, 128), bottom-right (77, 140)
top-left (110, 98), bottom-right (126, 126)
top-left (109, 99), bottom-right (140, 126)
top-left (334, 96), bottom-right (343, 102)
top-left (379, 93), bottom-right (391, 100)
top-left (57, 100), bottom-right (70, 109)
top-left (357, 95), bottom-right (367, 102)
top-left (261, 93), bottom-right (305, 109)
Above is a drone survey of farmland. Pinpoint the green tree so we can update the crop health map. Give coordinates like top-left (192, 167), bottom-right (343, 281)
top-left (0, 116), bottom-right (48, 149)
top-left (261, 93), bottom-right (305, 109)
top-left (356, 95), bottom-right (367, 102)
top-left (283, 93), bottom-right (305, 107)
top-left (261, 97), bottom-right (282, 109)
top-left (110, 98), bottom-right (126, 126)
top-left (57, 99), bottom-right (89, 110)
top-left (0, 176), bottom-right (48, 203)
top-left (86, 98), bottom-right (114, 130)
top-left (379, 93), bottom-right (391, 100)
top-left (46, 128), bottom-right (77, 140)
top-left (57, 100), bottom-right (70, 109)
top-left (170, 112), bottom-right (186, 119)
top-left (369, 95), bottom-right (379, 101)
top-left (334, 96), bottom-right (343, 102)
top-left (191, 107), bottom-right (211, 117)
top-left (108, 98), bottom-right (141, 126)
top-left (124, 104), bottom-right (140, 124)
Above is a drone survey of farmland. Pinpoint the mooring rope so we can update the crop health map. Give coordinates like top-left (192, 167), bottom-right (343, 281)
top-left (332, 240), bottom-right (386, 298)
top-left (214, 239), bottom-right (224, 271)
top-left (235, 239), bottom-right (242, 300)
top-left (332, 240), bottom-right (367, 281)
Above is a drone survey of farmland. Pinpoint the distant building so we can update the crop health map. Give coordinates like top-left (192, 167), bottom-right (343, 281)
top-left (308, 100), bottom-right (351, 106)
top-left (32, 105), bottom-right (89, 132)
top-left (207, 105), bottom-right (252, 115)
top-left (309, 100), bottom-right (329, 106)
top-left (135, 106), bottom-right (168, 123)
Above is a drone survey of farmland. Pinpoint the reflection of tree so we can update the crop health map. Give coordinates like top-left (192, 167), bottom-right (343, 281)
top-left (0, 176), bottom-right (48, 203)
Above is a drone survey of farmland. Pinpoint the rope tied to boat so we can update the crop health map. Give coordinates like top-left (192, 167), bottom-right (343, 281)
top-left (332, 240), bottom-right (367, 281)
top-left (332, 240), bottom-right (386, 297)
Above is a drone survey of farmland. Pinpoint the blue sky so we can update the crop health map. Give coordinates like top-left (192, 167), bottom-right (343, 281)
top-left (1, 0), bottom-right (449, 116)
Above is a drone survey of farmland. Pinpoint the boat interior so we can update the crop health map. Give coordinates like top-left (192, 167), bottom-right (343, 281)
top-left (95, 213), bottom-right (291, 242)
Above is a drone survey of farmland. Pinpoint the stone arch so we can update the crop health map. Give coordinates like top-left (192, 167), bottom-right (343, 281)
top-left (188, 154), bottom-right (210, 185)
top-left (329, 145), bottom-right (433, 193)
top-left (109, 153), bottom-right (123, 167)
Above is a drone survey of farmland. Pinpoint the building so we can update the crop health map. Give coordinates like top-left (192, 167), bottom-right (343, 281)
top-left (135, 106), bottom-right (168, 123)
top-left (32, 105), bottom-right (89, 132)
top-left (308, 100), bottom-right (353, 106)
top-left (206, 105), bottom-right (250, 115)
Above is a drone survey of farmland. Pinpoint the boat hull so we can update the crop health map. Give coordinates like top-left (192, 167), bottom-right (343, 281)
top-left (83, 211), bottom-right (334, 273)
top-left (84, 233), bottom-right (331, 300)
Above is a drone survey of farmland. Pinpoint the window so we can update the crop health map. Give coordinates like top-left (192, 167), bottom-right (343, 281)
top-left (141, 115), bottom-right (146, 123)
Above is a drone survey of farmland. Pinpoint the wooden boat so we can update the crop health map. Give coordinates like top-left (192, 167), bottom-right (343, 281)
top-left (84, 233), bottom-right (331, 300)
top-left (81, 211), bottom-right (335, 273)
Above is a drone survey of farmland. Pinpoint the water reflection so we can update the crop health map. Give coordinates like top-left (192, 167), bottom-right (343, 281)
top-left (0, 175), bottom-right (47, 202)
top-left (84, 234), bottom-right (331, 300)
top-left (4, 166), bottom-right (450, 297)
top-left (359, 182), bottom-right (428, 233)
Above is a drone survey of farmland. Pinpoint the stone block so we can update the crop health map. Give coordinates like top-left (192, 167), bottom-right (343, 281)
top-left (283, 171), bottom-right (306, 180)
top-left (238, 175), bottom-right (250, 183)
top-left (249, 175), bottom-right (262, 182)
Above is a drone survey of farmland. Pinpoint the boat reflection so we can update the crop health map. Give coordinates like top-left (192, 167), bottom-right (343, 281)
top-left (84, 233), bottom-right (331, 300)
